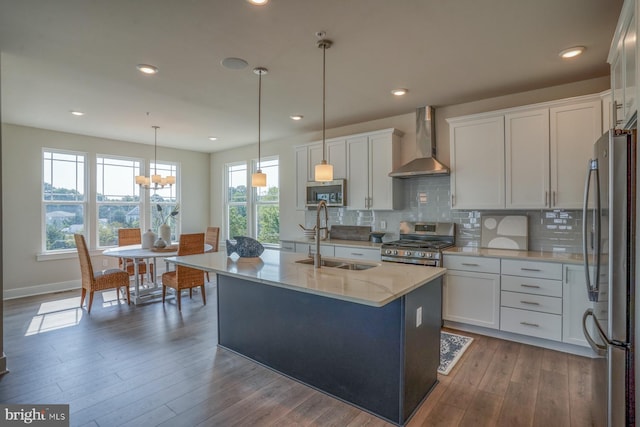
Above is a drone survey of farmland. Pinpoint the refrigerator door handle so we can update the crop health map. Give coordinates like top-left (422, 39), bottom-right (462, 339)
top-left (582, 309), bottom-right (607, 356)
top-left (582, 159), bottom-right (601, 302)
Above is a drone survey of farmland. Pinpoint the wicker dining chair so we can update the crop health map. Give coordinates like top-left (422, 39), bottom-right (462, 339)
top-left (162, 233), bottom-right (206, 311)
top-left (118, 228), bottom-right (154, 284)
top-left (74, 234), bottom-right (130, 313)
top-left (204, 226), bottom-right (220, 282)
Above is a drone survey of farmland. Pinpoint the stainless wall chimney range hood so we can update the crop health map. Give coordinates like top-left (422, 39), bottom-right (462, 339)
top-left (389, 106), bottom-right (449, 177)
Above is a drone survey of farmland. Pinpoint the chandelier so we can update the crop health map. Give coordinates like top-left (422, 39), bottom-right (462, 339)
top-left (135, 125), bottom-right (176, 189)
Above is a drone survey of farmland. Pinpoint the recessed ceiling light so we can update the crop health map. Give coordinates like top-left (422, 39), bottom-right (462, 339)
top-left (247, 0), bottom-right (269, 5)
top-left (70, 110), bottom-right (84, 116)
top-left (391, 88), bottom-right (408, 96)
top-left (290, 115), bottom-right (303, 121)
top-left (208, 136), bottom-right (218, 141)
top-left (136, 64), bottom-right (159, 74)
top-left (221, 57), bottom-right (249, 70)
top-left (559, 46), bottom-right (585, 59)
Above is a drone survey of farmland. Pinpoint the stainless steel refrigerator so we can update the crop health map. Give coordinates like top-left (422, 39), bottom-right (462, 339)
top-left (582, 129), bottom-right (636, 426)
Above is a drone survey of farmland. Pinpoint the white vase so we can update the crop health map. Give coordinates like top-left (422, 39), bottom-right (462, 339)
top-left (142, 229), bottom-right (156, 249)
top-left (159, 223), bottom-right (171, 244)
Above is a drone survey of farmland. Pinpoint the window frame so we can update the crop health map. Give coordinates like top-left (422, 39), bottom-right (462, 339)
top-left (252, 156), bottom-right (279, 246)
top-left (149, 160), bottom-right (181, 243)
top-left (225, 161), bottom-right (250, 241)
top-left (42, 148), bottom-right (88, 254)
top-left (95, 154), bottom-right (144, 248)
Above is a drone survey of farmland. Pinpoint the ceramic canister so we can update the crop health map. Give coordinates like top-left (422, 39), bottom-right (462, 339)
top-left (142, 229), bottom-right (156, 249)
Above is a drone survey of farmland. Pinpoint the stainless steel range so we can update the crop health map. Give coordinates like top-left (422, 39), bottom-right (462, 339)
top-left (381, 222), bottom-right (455, 267)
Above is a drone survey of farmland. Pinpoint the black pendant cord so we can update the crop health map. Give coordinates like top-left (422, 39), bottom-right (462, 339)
top-left (153, 126), bottom-right (158, 176)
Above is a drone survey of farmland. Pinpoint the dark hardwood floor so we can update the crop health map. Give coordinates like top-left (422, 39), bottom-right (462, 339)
top-left (1, 284), bottom-right (598, 426)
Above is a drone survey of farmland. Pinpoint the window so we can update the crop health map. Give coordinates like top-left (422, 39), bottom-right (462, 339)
top-left (96, 156), bottom-right (142, 247)
top-left (150, 162), bottom-right (179, 242)
top-left (254, 158), bottom-right (279, 244)
top-left (43, 150), bottom-right (86, 251)
top-left (226, 162), bottom-right (248, 239)
top-left (225, 157), bottom-right (279, 244)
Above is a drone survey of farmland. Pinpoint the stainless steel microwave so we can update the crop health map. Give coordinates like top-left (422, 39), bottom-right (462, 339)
top-left (305, 179), bottom-right (346, 207)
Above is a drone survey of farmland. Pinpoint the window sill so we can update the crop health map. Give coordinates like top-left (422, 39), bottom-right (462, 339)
top-left (37, 249), bottom-right (104, 261)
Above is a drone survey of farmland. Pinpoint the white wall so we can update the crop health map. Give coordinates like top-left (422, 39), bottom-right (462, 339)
top-left (211, 76), bottom-right (611, 242)
top-left (2, 124), bottom-right (210, 298)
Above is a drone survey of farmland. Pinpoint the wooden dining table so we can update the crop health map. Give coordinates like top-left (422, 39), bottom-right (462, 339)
top-left (102, 243), bottom-right (211, 305)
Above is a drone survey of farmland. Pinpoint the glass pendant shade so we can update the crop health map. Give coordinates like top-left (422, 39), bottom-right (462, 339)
top-left (315, 161), bottom-right (333, 182)
top-left (252, 170), bottom-right (267, 187)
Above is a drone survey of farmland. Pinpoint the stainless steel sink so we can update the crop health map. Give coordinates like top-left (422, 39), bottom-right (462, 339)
top-left (295, 258), bottom-right (377, 271)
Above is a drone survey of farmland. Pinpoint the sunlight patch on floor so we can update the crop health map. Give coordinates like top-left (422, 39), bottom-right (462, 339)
top-left (26, 296), bottom-right (83, 336)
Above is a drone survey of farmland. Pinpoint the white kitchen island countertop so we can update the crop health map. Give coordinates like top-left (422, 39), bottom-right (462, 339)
top-left (167, 249), bottom-right (445, 307)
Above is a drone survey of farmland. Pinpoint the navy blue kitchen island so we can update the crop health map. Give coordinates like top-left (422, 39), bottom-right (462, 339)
top-left (168, 250), bottom-right (445, 425)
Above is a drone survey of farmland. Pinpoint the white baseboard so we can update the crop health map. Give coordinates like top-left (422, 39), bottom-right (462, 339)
top-left (443, 320), bottom-right (598, 358)
top-left (3, 279), bottom-right (81, 300)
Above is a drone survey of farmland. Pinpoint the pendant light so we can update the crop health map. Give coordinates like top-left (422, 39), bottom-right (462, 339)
top-left (135, 125), bottom-right (176, 189)
top-left (314, 32), bottom-right (334, 182)
top-left (251, 67), bottom-right (268, 187)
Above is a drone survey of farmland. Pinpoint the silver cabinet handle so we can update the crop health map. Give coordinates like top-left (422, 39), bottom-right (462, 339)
top-left (520, 284), bottom-right (541, 289)
top-left (350, 252), bottom-right (363, 257)
top-left (461, 263), bottom-right (479, 266)
top-left (451, 194), bottom-right (455, 207)
top-left (545, 191), bottom-right (549, 207)
top-left (552, 190), bottom-right (557, 206)
top-left (520, 321), bottom-right (539, 327)
top-left (520, 301), bottom-right (540, 306)
top-left (521, 268), bottom-right (541, 272)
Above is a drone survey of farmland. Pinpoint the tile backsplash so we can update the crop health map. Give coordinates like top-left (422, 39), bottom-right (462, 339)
top-left (303, 175), bottom-right (583, 254)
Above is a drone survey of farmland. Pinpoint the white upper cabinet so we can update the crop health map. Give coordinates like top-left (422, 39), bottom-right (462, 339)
top-left (505, 108), bottom-right (549, 209)
top-left (346, 129), bottom-right (403, 210)
top-left (449, 115), bottom-right (505, 209)
top-left (346, 135), bottom-right (370, 210)
top-left (549, 99), bottom-right (602, 209)
top-left (609, 0), bottom-right (636, 128)
top-left (326, 139), bottom-right (347, 180)
top-left (295, 129), bottom-right (402, 210)
top-left (294, 142), bottom-right (321, 210)
top-left (448, 94), bottom-right (602, 210)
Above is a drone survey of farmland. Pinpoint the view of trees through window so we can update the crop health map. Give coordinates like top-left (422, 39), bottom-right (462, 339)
top-left (43, 151), bottom-right (86, 250)
top-left (43, 151), bottom-right (179, 252)
top-left (96, 156), bottom-right (142, 247)
top-left (226, 158), bottom-right (279, 244)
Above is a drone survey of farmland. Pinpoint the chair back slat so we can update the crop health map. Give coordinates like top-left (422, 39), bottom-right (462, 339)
top-left (118, 228), bottom-right (142, 246)
top-left (177, 233), bottom-right (205, 286)
top-left (74, 234), bottom-right (95, 286)
top-left (205, 227), bottom-right (220, 252)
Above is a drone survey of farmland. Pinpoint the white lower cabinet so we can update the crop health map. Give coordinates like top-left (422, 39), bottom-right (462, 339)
top-left (443, 253), bottom-right (603, 351)
top-left (334, 246), bottom-right (381, 262)
top-left (443, 256), bottom-right (500, 329)
top-left (295, 243), bottom-right (335, 257)
top-left (563, 264), bottom-right (602, 347)
top-left (499, 259), bottom-right (563, 341)
top-left (280, 240), bottom-right (296, 252)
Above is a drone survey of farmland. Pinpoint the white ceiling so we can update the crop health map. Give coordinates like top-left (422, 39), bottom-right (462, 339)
top-left (0, 0), bottom-right (623, 153)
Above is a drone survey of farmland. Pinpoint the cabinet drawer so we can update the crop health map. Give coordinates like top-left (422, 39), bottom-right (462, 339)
top-left (501, 291), bottom-right (562, 315)
top-left (334, 246), bottom-right (380, 261)
top-left (280, 241), bottom-right (295, 252)
top-left (501, 275), bottom-right (562, 297)
top-left (443, 255), bottom-right (500, 274)
top-left (500, 307), bottom-right (561, 341)
top-left (295, 243), bottom-right (335, 257)
top-left (501, 259), bottom-right (562, 280)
